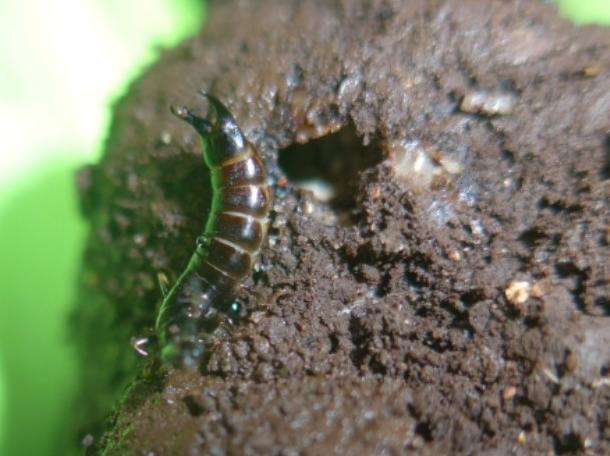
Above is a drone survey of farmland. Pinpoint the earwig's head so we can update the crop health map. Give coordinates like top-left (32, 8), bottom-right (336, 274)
top-left (157, 314), bottom-right (207, 370)
top-left (159, 337), bottom-right (207, 370)
top-left (155, 272), bottom-right (220, 370)
top-left (156, 298), bottom-right (208, 370)
top-left (170, 92), bottom-right (246, 167)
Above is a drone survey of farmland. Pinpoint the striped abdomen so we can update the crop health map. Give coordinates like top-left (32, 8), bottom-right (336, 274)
top-left (155, 94), bottom-right (271, 369)
top-left (197, 140), bottom-right (270, 291)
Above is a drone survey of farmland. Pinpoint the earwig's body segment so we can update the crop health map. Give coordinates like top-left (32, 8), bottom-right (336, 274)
top-left (155, 94), bottom-right (271, 369)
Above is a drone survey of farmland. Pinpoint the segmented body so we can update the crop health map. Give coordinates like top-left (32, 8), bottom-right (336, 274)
top-left (155, 94), bottom-right (271, 369)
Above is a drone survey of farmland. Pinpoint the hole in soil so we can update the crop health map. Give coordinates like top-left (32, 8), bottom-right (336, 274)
top-left (348, 314), bottom-right (370, 368)
top-left (328, 332), bottom-right (339, 354)
top-left (538, 196), bottom-right (582, 214)
top-left (278, 124), bottom-right (382, 224)
top-left (183, 395), bottom-right (205, 417)
top-left (602, 134), bottom-right (610, 180)
top-left (553, 433), bottom-right (582, 454)
top-left (555, 261), bottom-right (581, 277)
top-left (500, 148), bottom-right (515, 165)
top-left (518, 226), bottom-right (548, 247)
top-left (414, 421), bottom-right (433, 441)
top-left (594, 297), bottom-right (609, 316)
top-left (368, 358), bottom-right (388, 375)
top-left (460, 288), bottom-right (486, 307)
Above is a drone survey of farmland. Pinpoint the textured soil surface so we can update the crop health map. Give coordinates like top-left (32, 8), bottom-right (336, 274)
top-left (74, 0), bottom-right (610, 454)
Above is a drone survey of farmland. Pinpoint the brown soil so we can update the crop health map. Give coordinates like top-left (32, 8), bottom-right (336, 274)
top-left (73, 0), bottom-right (610, 454)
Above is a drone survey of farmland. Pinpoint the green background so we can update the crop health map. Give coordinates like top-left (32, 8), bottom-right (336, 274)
top-left (0, 1), bottom-right (607, 454)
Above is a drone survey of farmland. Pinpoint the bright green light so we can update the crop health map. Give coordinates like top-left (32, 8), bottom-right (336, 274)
top-left (0, 1), bottom-right (204, 455)
top-left (0, 352), bottom-right (5, 449)
top-left (0, 0), bottom-right (205, 193)
top-left (558, 0), bottom-right (610, 24)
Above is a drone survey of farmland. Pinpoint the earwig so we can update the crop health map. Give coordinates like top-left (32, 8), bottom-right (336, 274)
top-left (155, 93), bottom-right (271, 369)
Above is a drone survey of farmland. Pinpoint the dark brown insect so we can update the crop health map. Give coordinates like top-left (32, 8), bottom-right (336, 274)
top-left (155, 93), bottom-right (271, 369)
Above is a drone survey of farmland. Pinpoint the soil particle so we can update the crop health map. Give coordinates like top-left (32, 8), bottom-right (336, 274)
top-left (73, 0), bottom-right (610, 454)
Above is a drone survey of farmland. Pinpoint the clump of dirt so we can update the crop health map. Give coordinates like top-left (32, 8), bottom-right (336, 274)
top-left (73, 0), bottom-right (610, 454)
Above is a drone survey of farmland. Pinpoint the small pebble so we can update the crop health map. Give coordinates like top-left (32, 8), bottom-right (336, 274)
top-left (460, 90), bottom-right (517, 116)
top-left (583, 63), bottom-right (601, 77)
top-left (505, 280), bottom-right (531, 306)
top-left (448, 250), bottom-right (462, 261)
top-left (502, 385), bottom-right (517, 401)
top-left (564, 351), bottom-right (577, 373)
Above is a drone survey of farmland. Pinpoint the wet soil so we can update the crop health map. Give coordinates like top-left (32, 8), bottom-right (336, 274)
top-left (73, 0), bottom-right (610, 454)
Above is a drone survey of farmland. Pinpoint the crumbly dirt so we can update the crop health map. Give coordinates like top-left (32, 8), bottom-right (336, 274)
top-left (73, 0), bottom-right (610, 454)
